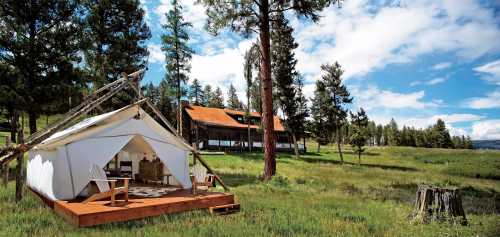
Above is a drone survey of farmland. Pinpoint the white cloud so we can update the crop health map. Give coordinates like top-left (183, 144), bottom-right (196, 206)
top-left (352, 85), bottom-right (440, 110)
top-left (190, 39), bottom-right (254, 101)
top-left (291, 0), bottom-right (500, 81)
top-left (154, 0), bottom-right (207, 30)
top-left (432, 62), bottom-right (452, 70)
top-left (462, 89), bottom-right (500, 109)
top-left (410, 80), bottom-right (422, 86)
top-left (147, 44), bottom-right (164, 64)
top-left (473, 60), bottom-right (500, 85)
top-left (471, 120), bottom-right (500, 140)
top-left (427, 77), bottom-right (447, 85)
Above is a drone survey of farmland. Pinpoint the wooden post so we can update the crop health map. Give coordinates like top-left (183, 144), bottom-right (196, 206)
top-left (15, 130), bottom-right (23, 202)
top-left (2, 137), bottom-right (10, 187)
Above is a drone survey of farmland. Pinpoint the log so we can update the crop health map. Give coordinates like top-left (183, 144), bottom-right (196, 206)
top-left (411, 185), bottom-right (467, 225)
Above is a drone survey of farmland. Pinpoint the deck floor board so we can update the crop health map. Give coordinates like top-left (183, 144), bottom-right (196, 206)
top-left (33, 189), bottom-right (235, 227)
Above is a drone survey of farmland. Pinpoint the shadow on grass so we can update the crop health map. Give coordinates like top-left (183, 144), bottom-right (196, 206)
top-left (299, 157), bottom-right (418, 172)
top-left (219, 172), bottom-right (260, 187)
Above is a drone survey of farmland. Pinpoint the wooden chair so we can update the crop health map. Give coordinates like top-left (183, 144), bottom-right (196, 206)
top-left (119, 161), bottom-right (133, 178)
top-left (83, 164), bottom-right (130, 206)
top-left (191, 163), bottom-right (214, 194)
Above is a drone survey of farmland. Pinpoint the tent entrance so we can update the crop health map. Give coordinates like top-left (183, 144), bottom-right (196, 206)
top-left (104, 135), bottom-right (182, 187)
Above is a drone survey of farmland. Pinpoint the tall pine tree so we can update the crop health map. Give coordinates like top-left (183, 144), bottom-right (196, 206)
top-left (227, 84), bottom-right (243, 110)
top-left (161, 0), bottom-right (193, 136)
top-left (189, 78), bottom-right (203, 105)
top-left (202, 84), bottom-right (213, 107)
top-left (1, 0), bottom-right (85, 134)
top-left (320, 62), bottom-right (353, 164)
top-left (83, 0), bottom-right (151, 87)
top-left (349, 108), bottom-right (369, 165)
top-left (210, 87), bottom-right (225, 108)
top-left (271, 11), bottom-right (307, 159)
top-left (199, 0), bottom-right (337, 180)
top-left (310, 80), bottom-right (330, 153)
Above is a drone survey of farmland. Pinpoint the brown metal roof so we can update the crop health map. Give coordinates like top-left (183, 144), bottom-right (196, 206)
top-left (185, 105), bottom-right (285, 131)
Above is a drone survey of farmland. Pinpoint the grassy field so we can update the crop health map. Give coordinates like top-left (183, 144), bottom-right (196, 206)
top-left (0, 144), bottom-right (499, 236)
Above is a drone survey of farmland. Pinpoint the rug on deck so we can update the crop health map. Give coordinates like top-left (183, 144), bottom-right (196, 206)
top-left (128, 187), bottom-right (179, 198)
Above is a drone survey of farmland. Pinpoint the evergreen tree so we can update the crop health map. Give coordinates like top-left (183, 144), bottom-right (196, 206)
top-left (271, 11), bottom-right (306, 159)
top-left (250, 79), bottom-right (262, 113)
top-left (189, 79), bottom-right (203, 105)
top-left (319, 62), bottom-right (353, 164)
top-left (161, 0), bottom-right (193, 135)
top-left (387, 118), bottom-right (399, 146)
top-left (199, 0), bottom-right (337, 180)
top-left (0, 0), bottom-right (85, 134)
top-left (431, 119), bottom-right (453, 148)
top-left (349, 108), bottom-right (369, 165)
top-left (158, 80), bottom-right (176, 124)
top-left (367, 121), bottom-right (376, 146)
top-left (143, 82), bottom-right (160, 105)
top-left (310, 80), bottom-right (330, 153)
top-left (243, 46), bottom-right (257, 151)
top-left (227, 84), bottom-right (243, 110)
top-left (210, 87), bottom-right (225, 108)
top-left (375, 124), bottom-right (384, 146)
top-left (287, 75), bottom-right (309, 158)
top-left (202, 85), bottom-right (213, 107)
top-left (0, 62), bottom-right (22, 141)
top-left (83, 0), bottom-right (151, 87)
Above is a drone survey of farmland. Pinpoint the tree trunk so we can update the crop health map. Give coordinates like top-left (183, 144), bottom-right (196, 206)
top-left (248, 124), bottom-right (252, 152)
top-left (9, 111), bottom-right (18, 143)
top-left (358, 151), bottom-right (361, 165)
top-left (177, 76), bottom-right (182, 137)
top-left (247, 94), bottom-right (252, 152)
top-left (15, 130), bottom-right (24, 202)
top-left (259, 0), bottom-right (275, 181)
top-left (336, 127), bottom-right (344, 164)
top-left (317, 141), bottom-right (320, 153)
top-left (28, 111), bottom-right (37, 135)
top-left (292, 132), bottom-right (299, 159)
top-left (411, 185), bottom-right (467, 225)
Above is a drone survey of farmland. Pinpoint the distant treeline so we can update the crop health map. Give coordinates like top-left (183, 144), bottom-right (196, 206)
top-left (338, 118), bottom-right (473, 149)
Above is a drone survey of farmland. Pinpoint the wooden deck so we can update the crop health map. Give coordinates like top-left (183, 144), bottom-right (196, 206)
top-left (31, 189), bottom-right (236, 227)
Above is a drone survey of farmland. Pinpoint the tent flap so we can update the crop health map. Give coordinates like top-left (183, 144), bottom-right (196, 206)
top-left (143, 137), bottom-right (192, 189)
top-left (66, 135), bottom-right (134, 197)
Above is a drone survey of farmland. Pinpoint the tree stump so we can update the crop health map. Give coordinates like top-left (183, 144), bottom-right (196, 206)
top-left (411, 185), bottom-right (467, 225)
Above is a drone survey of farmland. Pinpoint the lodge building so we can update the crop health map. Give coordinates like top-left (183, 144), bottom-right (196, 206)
top-left (182, 105), bottom-right (306, 152)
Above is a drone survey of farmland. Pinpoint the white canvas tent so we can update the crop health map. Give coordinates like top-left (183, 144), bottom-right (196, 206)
top-left (27, 104), bottom-right (193, 201)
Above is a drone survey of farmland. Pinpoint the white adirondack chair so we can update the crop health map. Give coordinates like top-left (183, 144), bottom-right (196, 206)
top-left (191, 163), bottom-right (214, 194)
top-left (83, 164), bottom-right (130, 206)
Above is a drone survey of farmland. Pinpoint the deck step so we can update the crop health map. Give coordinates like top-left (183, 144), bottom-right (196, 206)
top-left (208, 203), bottom-right (240, 215)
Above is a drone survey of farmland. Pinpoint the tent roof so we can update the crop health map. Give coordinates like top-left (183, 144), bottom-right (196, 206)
top-left (36, 104), bottom-right (191, 151)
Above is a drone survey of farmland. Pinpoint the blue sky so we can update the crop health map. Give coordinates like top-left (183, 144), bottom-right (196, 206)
top-left (139, 0), bottom-right (500, 140)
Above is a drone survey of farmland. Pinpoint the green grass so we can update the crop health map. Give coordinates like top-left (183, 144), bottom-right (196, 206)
top-left (1, 144), bottom-right (500, 236)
